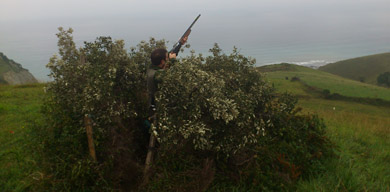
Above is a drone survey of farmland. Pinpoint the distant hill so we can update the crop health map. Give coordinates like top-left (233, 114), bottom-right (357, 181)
top-left (259, 63), bottom-right (390, 101)
top-left (318, 52), bottom-right (390, 85)
top-left (0, 52), bottom-right (37, 85)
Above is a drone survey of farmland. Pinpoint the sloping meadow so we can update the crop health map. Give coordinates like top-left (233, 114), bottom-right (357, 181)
top-left (35, 28), bottom-right (333, 191)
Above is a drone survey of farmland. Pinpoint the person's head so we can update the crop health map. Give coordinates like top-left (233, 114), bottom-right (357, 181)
top-left (151, 48), bottom-right (168, 67)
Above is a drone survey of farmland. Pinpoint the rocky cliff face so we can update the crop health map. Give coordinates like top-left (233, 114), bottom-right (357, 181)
top-left (0, 52), bottom-right (38, 85)
top-left (2, 70), bottom-right (38, 85)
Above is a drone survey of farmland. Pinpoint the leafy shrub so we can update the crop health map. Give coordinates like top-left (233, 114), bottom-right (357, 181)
top-left (146, 45), bottom-right (333, 191)
top-left (358, 76), bottom-right (365, 83)
top-left (323, 89), bottom-right (331, 99)
top-left (154, 45), bottom-right (273, 155)
top-left (40, 27), bottom-right (155, 191)
top-left (291, 76), bottom-right (301, 82)
top-left (36, 28), bottom-right (332, 191)
top-left (377, 71), bottom-right (390, 87)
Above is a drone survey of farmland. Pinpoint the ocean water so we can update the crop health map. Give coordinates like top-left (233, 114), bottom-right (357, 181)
top-left (1, 16), bottom-right (390, 81)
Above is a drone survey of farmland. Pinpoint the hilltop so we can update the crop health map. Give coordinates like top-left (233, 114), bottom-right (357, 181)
top-left (319, 52), bottom-right (390, 85)
top-left (0, 52), bottom-right (37, 85)
top-left (259, 63), bottom-right (390, 101)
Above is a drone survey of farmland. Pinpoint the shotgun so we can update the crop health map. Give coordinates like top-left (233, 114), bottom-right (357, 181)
top-left (169, 14), bottom-right (201, 55)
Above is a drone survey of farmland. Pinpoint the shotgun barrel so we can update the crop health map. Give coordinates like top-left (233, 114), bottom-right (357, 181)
top-left (170, 14), bottom-right (201, 55)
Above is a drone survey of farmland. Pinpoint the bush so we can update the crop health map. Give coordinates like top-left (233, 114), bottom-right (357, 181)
top-left (377, 72), bottom-right (390, 87)
top-left (291, 76), bottom-right (301, 82)
top-left (40, 27), bottom-right (153, 191)
top-left (154, 45), bottom-right (273, 155)
top-left (36, 28), bottom-right (332, 191)
top-left (146, 45), bottom-right (332, 191)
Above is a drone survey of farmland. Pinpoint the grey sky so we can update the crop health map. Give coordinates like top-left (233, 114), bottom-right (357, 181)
top-left (1, 0), bottom-right (390, 80)
top-left (2, 0), bottom-right (388, 44)
top-left (2, 0), bottom-right (389, 24)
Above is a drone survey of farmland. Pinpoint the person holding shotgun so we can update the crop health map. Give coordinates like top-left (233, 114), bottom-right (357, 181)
top-left (146, 36), bottom-right (188, 113)
top-left (143, 14), bottom-right (200, 184)
top-left (147, 14), bottom-right (200, 112)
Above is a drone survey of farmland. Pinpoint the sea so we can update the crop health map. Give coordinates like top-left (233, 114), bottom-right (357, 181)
top-left (1, 16), bottom-right (390, 81)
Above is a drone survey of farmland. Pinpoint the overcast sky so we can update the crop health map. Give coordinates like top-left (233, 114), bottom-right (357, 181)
top-left (2, 0), bottom-right (389, 48)
top-left (2, 0), bottom-right (389, 30)
top-left (1, 0), bottom-right (390, 80)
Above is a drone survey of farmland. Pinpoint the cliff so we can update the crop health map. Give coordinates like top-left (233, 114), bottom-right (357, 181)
top-left (0, 52), bottom-right (38, 85)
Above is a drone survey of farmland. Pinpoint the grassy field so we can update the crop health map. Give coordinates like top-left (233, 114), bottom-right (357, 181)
top-left (319, 52), bottom-right (390, 84)
top-left (296, 98), bottom-right (390, 191)
top-left (262, 64), bottom-right (390, 191)
top-left (0, 84), bottom-right (45, 191)
top-left (1, 64), bottom-right (390, 191)
top-left (260, 63), bottom-right (390, 101)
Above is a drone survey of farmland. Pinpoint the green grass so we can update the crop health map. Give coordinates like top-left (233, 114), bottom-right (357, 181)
top-left (296, 98), bottom-right (390, 191)
top-left (261, 64), bottom-right (390, 191)
top-left (261, 64), bottom-right (390, 101)
top-left (319, 52), bottom-right (390, 84)
top-left (0, 83), bottom-right (45, 191)
top-left (1, 65), bottom-right (390, 191)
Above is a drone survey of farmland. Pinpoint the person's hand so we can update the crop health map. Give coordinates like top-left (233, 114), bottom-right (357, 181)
top-left (169, 52), bottom-right (177, 59)
top-left (180, 36), bottom-right (188, 45)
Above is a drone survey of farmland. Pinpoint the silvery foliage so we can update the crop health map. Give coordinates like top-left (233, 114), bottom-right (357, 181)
top-left (155, 44), bottom-right (275, 155)
top-left (45, 28), bottom-right (275, 156)
top-left (46, 28), bottom-right (149, 134)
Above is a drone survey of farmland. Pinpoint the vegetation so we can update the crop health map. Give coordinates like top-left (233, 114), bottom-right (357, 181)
top-left (377, 71), bottom-right (390, 87)
top-left (319, 52), bottom-right (390, 84)
top-left (2, 31), bottom-right (389, 191)
top-left (297, 100), bottom-right (390, 191)
top-left (0, 83), bottom-right (45, 191)
top-left (40, 28), bottom-right (149, 191)
top-left (263, 63), bottom-right (390, 191)
top-left (260, 63), bottom-right (390, 101)
top-left (149, 47), bottom-right (332, 191)
top-left (155, 46), bottom-right (272, 154)
top-left (2, 79), bottom-right (389, 191)
top-left (24, 28), bottom-right (332, 191)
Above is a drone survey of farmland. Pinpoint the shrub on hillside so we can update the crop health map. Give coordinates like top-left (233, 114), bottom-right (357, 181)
top-left (291, 76), bottom-right (301, 82)
top-left (377, 72), bottom-right (390, 87)
top-left (40, 27), bottom-right (153, 190)
top-left (148, 47), bottom-right (332, 190)
top-left (36, 28), bottom-right (332, 191)
top-left (154, 45), bottom-right (273, 155)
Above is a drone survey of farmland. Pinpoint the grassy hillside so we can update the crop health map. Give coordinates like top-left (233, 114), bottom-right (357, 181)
top-left (319, 52), bottom-right (390, 84)
top-left (1, 67), bottom-right (390, 190)
top-left (0, 84), bottom-right (45, 191)
top-left (0, 52), bottom-right (23, 74)
top-left (261, 63), bottom-right (390, 191)
top-left (297, 98), bottom-right (390, 191)
top-left (260, 63), bottom-right (390, 101)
